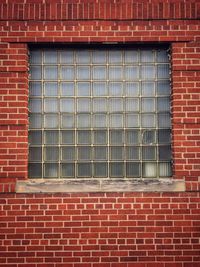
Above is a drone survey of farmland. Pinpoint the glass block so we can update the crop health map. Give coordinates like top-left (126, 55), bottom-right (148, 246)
top-left (44, 114), bottom-right (59, 128)
top-left (157, 50), bottom-right (169, 62)
top-left (141, 98), bottom-right (155, 112)
top-left (44, 163), bottom-right (58, 178)
top-left (93, 51), bottom-right (107, 63)
top-left (28, 163), bottom-right (42, 178)
top-left (75, 143), bottom-right (88, 160)
top-left (44, 66), bottom-right (58, 80)
top-left (125, 98), bottom-right (139, 112)
top-left (61, 114), bottom-right (75, 129)
top-left (29, 99), bottom-right (42, 113)
top-left (157, 81), bottom-right (170, 96)
top-left (109, 66), bottom-right (122, 80)
top-left (29, 114), bottom-right (42, 129)
top-left (93, 114), bottom-right (107, 128)
top-left (44, 131), bottom-right (59, 144)
top-left (92, 82), bottom-right (107, 96)
top-left (141, 82), bottom-right (155, 96)
top-left (142, 147), bottom-right (156, 160)
top-left (94, 147), bottom-right (107, 160)
top-left (142, 162), bottom-right (157, 178)
top-left (158, 113), bottom-right (171, 128)
top-left (94, 130), bottom-right (107, 145)
top-left (142, 130), bottom-right (156, 144)
top-left (29, 147), bottom-right (42, 161)
top-left (60, 51), bottom-right (74, 64)
top-left (60, 99), bottom-right (74, 112)
top-left (61, 163), bottom-right (75, 178)
top-left (159, 146), bottom-right (171, 160)
top-left (29, 82), bottom-right (42, 97)
top-left (77, 114), bottom-right (90, 128)
top-left (94, 163), bottom-right (107, 177)
top-left (158, 129), bottom-right (171, 144)
top-left (30, 50), bottom-right (42, 64)
top-left (109, 98), bottom-right (123, 112)
top-left (62, 147), bottom-right (75, 161)
top-left (109, 82), bottom-right (123, 96)
top-left (125, 50), bottom-right (138, 63)
top-left (126, 114), bottom-right (139, 128)
top-left (110, 130), bottom-right (124, 145)
top-left (60, 82), bottom-right (75, 96)
top-left (110, 147), bottom-right (123, 160)
top-left (61, 66), bottom-right (75, 80)
top-left (126, 130), bottom-right (139, 144)
top-left (77, 82), bottom-right (90, 96)
top-left (141, 114), bottom-right (155, 128)
top-left (77, 98), bottom-right (91, 112)
top-left (157, 64), bottom-right (169, 79)
top-left (157, 97), bottom-right (170, 112)
top-left (159, 162), bottom-right (172, 177)
top-left (126, 147), bottom-right (140, 160)
top-left (141, 50), bottom-right (154, 62)
top-left (93, 66), bottom-right (106, 80)
top-left (45, 147), bottom-right (59, 161)
top-left (125, 66), bottom-right (139, 80)
top-left (77, 130), bottom-right (91, 144)
top-left (44, 82), bottom-right (58, 96)
top-left (126, 162), bottom-right (140, 177)
top-left (30, 66), bottom-right (42, 80)
top-left (61, 131), bottom-right (75, 144)
top-left (109, 51), bottom-right (122, 63)
top-left (76, 51), bottom-right (90, 64)
top-left (110, 162), bottom-right (123, 177)
top-left (29, 131), bottom-right (42, 145)
top-left (125, 82), bottom-right (139, 97)
top-left (44, 50), bottom-right (57, 64)
top-left (110, 114), bottom-right (123, 128)
top-left (77, 66), bottom-right (90, 80)
top-left (77, 163), bottom-right (92, 177)
top-left (44, 98), bottom-right (58, 113)
top-left (93, 98), bottom-right (107, 112)
top-left (141, 65), bottom-right (155, 79)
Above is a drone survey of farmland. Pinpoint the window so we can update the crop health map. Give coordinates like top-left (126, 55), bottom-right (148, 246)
top-left (29, 47), bottom-right (172, 179)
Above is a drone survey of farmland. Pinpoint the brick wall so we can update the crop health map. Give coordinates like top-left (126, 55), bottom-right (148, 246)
top-left (0, 1), bottom-right (200, 266)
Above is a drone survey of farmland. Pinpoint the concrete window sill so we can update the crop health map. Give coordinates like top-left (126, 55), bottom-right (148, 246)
top-left (16, 178), bottom-right (185, 193)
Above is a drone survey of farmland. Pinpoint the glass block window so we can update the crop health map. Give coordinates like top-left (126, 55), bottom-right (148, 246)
top-left (29, 48), bottom-right (172, 179)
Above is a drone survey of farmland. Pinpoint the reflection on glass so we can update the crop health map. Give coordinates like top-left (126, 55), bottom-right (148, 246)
top-left (29, 147), bottom-right (42, 161)
top-left (110, 114), bottom-right (123, 128)
top-left (141, 50), bottom-right (154, 62)
top-left (29, 131), bottom-right (42, 145)
top-left (110, 147), bottom-right (123, 160)
top-left (109, 51), bottom-right (122, 63)
top-left (126, 147), bottom-right (140, 160)
top-left (142, 147), bottom-right (156, 160)
top-left (141, 114), bottom-right (155, 128)
top-left (158, 129), bottom-right (171, 144)
top-left (93, 98), bottom-right (107, 112)
top-left (76, 51), bottom-right (90, 64)
top-left (61, 131), bottom-right (75, 144)
top-left (125, 50), bottom-right (138, 63)
top-left (93, 66), bottom-right (106, 80)
top-left (60, 51), bottom-right (74, 64)
top-left (141, 65), bottom-right (155, 79)
top-left (78, 147), bottom-right (91, 160)
top-left (110, 130), bottom-right (124, 145)
top-left (142, 130), bottom-right (155, 144)
top-left (29, 99), bottom-right (42, 113)
top-left (29, 114), bottom-right (42, 129)
top-left (143, 162), bottom-right (157, 177)
top-left (44, 51), bottom-right (57, 64)
top-left (93, 51), bottom-right (106, 63)
top-left (109, 98), bottom-right (123, 112)
top-left (77, 66), bottom-right (90, 80)
top-left (126, 130), bottom-right (139, 144)
top-left (125, 66), bottom-right (139, 80)
top-left (44, 163), bottom-right (58, 178)
top-left (109, 82), bottom-right (123, 96)
top-left (77, 114), bottom-right (90, 128)
top-left (30, 50), bottom-right (42, 64)
top-left (141, 98), bottom-right (155, 112)
top-left (159, 145), bottom-right (171, 160)
top-left (157, 64), bottom-right (169, 79)
top-left (94, 147), bottom-right (107, 160)
top-left (94, 130), bottom-right (107, 144)
top-left (125, 82), bottom-right (139, 97)
top-left (157, 97), bottom-right (170, 112)
top-left (30, 66), bottom-right (42, 80)
top-left (159, 162), bottom-right (171, 177)
top-left (157, 50), bottom-right (168, 62)
top-left (141, 82), bottom-right (154, 96)
top-left (109, 66), bottom-right (122, 80)
top-left (126, 114), bottom-right (139, 128)
top-left (77, 130), bottom-right (91, 144)
top-left (157, 81), bottom-right (170, 96)
top-left (126, 98), bottom-right (139, 112)
top-left (158, 113), bottom-right (171, 128)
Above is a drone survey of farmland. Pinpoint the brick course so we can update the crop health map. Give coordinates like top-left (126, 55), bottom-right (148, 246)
top-left (0, 0), bottom-right (200, 266)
